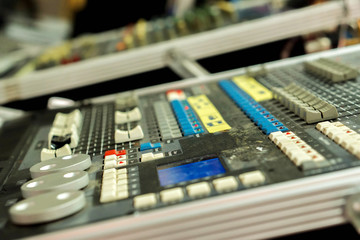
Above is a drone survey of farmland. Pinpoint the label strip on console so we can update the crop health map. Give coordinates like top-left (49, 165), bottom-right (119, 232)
top-left (187, 94), bottom-right (231, 133)
top-left (233, 75), bottom-right (272, 102)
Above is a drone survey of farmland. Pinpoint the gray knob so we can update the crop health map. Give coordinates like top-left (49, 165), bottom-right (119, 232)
top-left (21, 170), bottom-right (89, 198)
top-left (9, 190), bottom-right (86, 225)
top-left (30, 154), bottom-right (91, 179)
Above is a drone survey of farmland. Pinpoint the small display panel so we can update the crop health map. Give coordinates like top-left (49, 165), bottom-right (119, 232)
top-left (157, 158), bottom-right (226, 186)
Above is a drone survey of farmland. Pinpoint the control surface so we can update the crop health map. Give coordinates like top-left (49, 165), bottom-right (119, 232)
top-left (1, 46), bottom-right (360, 239)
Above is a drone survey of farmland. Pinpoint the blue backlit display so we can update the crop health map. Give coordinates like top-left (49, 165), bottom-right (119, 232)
top-left (157, 158), bottom-right (226, 186)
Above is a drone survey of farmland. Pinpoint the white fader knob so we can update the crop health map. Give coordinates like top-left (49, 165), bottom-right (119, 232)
top-left (115, 111), bottom-right (128, 124)
top-left (9, 190), bottom-right (86, 225)
top-left (115, 129), bottom-right (130, 143)
top-left (115, 107), bottom-right (142, 124)
top-left (55, 144), bottom-right (72, 157)
top-left (21, 170), bottom-right (89, 198)
top-left (40, 148), bottom-right (56, 161)
top-left (30, 154), bottom-right (91, 179)
top-left (127, 107), bottom-right (142, 122)
top-left (129, 125), bottom-right (144, 140)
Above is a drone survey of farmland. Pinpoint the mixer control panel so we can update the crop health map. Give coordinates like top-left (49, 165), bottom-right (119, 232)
top-left (1, 47), bottom-right (360, 239)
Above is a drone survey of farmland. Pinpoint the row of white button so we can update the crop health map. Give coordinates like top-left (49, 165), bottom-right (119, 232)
top-left (269, 131), bottom-right (325, 166)
top-left (133, 171), bottom-right (266, 209)
top-left (316, 121), bottom-right (360, 159)
top-left (115, 125), bottom-right (144, 144)
top-left (115, 107), bottom-right (142, 124)
top-left (103, 154), bottom-right (127, 169)
top-left (100, 168), bottom-right (129, 203)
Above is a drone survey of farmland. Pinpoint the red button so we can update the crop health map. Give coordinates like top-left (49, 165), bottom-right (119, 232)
top-left (105, 149), bottom-right (126, 157)
top-left (166, 89), bottom-right (184, 96)
top-left (117, 150), bottom-right (127, 155)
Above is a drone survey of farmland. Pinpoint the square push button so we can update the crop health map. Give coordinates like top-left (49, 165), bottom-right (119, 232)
top-left (239, 171), bottom-right (265, 187)
top-left (133, 193), bottom-right (157, 209)
top-left (160, 188), bottom-right (184, 203)
top-left (186, 182), bottom-right (211, 198)
top-left (213, 176), bottom-right (238, 193)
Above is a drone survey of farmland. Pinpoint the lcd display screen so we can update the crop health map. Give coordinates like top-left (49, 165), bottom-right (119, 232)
top-left (157, 158), bottom-right (226, 186)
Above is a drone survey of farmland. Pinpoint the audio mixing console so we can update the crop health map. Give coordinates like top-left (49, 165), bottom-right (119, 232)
top-left (1, 46), bottom-right (360, 239)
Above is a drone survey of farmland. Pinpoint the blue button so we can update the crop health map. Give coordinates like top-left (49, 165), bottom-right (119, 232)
top-left (259, 110), bottom-right (270, 116)
top-left (183, 130), bottom-right (195, 136)
top-left (152, 142), bottom-right (162, 148)
top-left (261, 125), bottom-right (279, 135)
top-left (140, 142), bottom-right (162, 151)
top-left (277, 125), bottom-right (289, 132)
top-left (140, 142), bottom-right (153, 151)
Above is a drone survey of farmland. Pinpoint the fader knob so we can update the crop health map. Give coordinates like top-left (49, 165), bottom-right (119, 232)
top-left (30, 154), bottom-right (91, 179)
top-left (9, 190), bottom-right (86, 225)
top-left (21, 170), bottom-right (89, 198)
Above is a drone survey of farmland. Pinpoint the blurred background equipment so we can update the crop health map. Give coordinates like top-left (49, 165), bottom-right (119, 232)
top-left (2, 0), bottom-right (360, 110)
